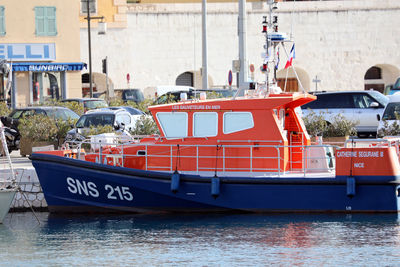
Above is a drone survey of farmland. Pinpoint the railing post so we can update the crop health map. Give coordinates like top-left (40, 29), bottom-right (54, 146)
top-left (121, 143), bottom-right (124, 167)
top-left (170, 145), bottom-right (173, 172)
top-left (277, 146), bottom-right (280, 177)
top-left (196, 146), bottom-right (199, 173)
top-left (222, 146), bottom-right (225, 172)
top-left (250, 146), bottom-right (253, 173)
top-left (303, 145), bottom-right (306, 177)
top-left (145, 144), bottom-right (148, 170)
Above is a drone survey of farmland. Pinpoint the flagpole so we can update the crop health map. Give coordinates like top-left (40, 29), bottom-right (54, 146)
top-left (282, 44), bottom-right (305, 93)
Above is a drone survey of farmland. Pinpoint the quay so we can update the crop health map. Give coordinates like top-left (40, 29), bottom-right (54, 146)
top-left (0, 151), bottom-right (47, 211)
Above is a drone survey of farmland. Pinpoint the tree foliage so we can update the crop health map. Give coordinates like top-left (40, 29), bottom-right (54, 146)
top-left (303, 110), bottom-right (357, 137)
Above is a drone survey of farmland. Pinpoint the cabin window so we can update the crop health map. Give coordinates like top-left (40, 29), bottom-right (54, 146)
top-left (193, 112), bottom-right (218, 137)
top-left (156, 112), bottom-right (188, 138)
top-left (223, 112), bottom-right (254, 134)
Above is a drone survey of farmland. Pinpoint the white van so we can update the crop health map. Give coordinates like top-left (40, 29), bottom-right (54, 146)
top-left (143, 86), bottom-right (195, 99)
top-left (377, 94), bottom-right (400, 136)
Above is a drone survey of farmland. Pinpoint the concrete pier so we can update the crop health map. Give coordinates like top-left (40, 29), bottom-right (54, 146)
top-left (0, 151), bottom-right (47, 211)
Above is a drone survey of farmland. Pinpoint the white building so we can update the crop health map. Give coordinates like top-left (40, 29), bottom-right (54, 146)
top-left (80, 0), bottom-right (400, 96)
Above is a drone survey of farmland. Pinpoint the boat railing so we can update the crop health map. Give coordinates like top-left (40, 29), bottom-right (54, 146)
top-left (344, 137), bottom-right (400, 156)
top-left (68, 139), bottom-right (337, 177)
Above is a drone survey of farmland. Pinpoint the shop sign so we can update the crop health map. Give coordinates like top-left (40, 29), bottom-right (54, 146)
top-left (0, 43), bottom-right (56, 61)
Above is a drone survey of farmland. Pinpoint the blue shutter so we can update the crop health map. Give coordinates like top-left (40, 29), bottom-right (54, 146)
top-left (35, 6), bottom-right (57, 36)
top-left (0, 6), bottom-right (5, 36)
top-left (35, 7), bottom-right (45, 35)
top-left (46, 7), bottom-right (57, 36)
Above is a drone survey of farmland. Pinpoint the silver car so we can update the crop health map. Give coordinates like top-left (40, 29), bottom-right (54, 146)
top-left (301, 90), bottom-right (389, 137)
top-left (65, 109), bottom-right (138, 142)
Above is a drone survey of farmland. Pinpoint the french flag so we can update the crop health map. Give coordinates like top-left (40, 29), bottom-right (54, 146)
top-left (285, 44), bottom-right (295, 69)
top-left (275, 47), bottom-right (280, 70)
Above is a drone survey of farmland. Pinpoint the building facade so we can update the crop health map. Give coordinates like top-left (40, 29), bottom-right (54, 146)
top-left (81, 0), bottom-right (400, 96)
top-left (0, 0), bottom-right (83, 108)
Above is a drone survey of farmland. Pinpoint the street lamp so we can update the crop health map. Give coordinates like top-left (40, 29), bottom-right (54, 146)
top-left (83, 0), bottom-right (106, 98)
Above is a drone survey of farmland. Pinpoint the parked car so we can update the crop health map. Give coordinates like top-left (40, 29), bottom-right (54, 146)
top-left (144, 85), bottom-right (195, 99)
top-left (114, 89), bottom-right (145, 104)
top-left (301, 90), bottom-right (389, 137)
top-left (107, 106), bottom-right (146, 116)
top-left (0, 106), bottom-right (80, 153)
top-left (377, 94), bottom-right (400, 136)
top-left (154, 88), bottom-right (237, 105)
top-left (1, 106), bottom-right (80, 131)
top-left (383, 77), bottom-right (400, 96)
top-left (65, 108), bottom-right (138, 142)
top-left (61, 98), bottom-right (108, 112)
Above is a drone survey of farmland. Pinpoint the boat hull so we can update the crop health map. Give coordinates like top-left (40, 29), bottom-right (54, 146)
top-left (31, 154), bottom-right (400, 213)
top-left (0, 189), bottom-right (16, 223)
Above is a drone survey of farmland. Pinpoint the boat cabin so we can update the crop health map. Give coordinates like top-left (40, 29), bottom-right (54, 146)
top-left (87, 92), bottom-right (317, 174)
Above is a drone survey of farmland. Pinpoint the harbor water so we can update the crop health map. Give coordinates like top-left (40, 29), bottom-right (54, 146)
top-left (0, 212), bottom-right (399, 266)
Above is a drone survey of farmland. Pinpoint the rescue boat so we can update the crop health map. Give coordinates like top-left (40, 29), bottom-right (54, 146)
top-left (29, 91), bottom-right (400, 213)
top-left (29, 2), bottom-right (400, 213)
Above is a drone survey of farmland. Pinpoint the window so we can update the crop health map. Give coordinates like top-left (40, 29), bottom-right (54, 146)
top-left (364, 66), bottom-right (382, 80)
top-left (157, 112), bottom-right (188, 138)
top-left (193, 112), bottom-right (218, 137)
top-left (35, 7), bottom-right (57, 36)
top-left (352, 94), bottom-right (378, 109)
top-left (81, 0), bottom-right (97, 14)
top-left (382, 103), bottom-right (400, 120)
top-left (308, 94), bottom-right (354, 109)
top-left (0, 6), bottom-right (5, 36)
top-left (223, 112), bottom-right (254, 134)
top-left (116, 114), bottom-right (131, 127)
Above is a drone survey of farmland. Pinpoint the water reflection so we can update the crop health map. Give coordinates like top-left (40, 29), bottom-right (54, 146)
top-left (0, 212), bottom-right (399, 266)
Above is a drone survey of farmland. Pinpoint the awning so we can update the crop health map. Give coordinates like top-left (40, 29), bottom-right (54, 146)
top-left (11, 62), bottom-right (87, 72)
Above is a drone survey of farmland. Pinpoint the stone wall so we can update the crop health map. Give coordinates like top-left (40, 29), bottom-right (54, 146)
top-left (80, 0), bottom-right (400, 92)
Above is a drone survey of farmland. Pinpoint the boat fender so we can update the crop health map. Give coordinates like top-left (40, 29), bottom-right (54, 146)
top-left (211, 176), bottom-right (220, 199)
top-left (170, 171), bottom-right (180, 193)
top-left (346, 177), bottom-right (356, 198)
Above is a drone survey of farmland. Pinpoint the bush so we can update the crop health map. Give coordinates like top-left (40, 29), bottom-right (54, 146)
top-left (0, 102), bottom-right (10, 117)
top-left (303, 110), bottom-right (357, 137)
top-left (130, 115), bottom-right (159, 136)
top-left (86, 125), bottom-right (114, 136)
top-left (18, 115), bottom-right (77, 146)
top-left (302, 111), bottom-right (328, 137)
top-left (18, 115), bottom-right (58, 142)
top-left (324, 114), bottom-right (357, 137)
top-left (55, 118), bottom-right (78, 145)
top-left (377, 113), bottom-right (400, 137)
top-left (108, 99), bottom-right (125, 107)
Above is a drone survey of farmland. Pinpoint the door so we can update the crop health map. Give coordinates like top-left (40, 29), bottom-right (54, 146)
top-left (351, 93), bottom-right (382, 133)
top-left (277, 78), bottom-right (298, 92)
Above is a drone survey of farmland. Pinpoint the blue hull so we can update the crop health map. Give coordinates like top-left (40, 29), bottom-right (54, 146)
top-left (30, 154), bottom-right (400, 213)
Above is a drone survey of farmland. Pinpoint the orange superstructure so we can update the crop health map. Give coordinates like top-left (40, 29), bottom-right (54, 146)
top-left (86, 92), bottom-right (316, 173)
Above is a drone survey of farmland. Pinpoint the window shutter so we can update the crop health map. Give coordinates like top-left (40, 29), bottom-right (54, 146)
top-left (46, 7), bottom-right (57, 36)
top-left (35, 7), bottom-right (45, 35)
top-left (35, 6), bottom-right (57, 36)
top-left (81, 0), bottom-right (97, 14)
top-left (0, 6), bottom-right (5, 35)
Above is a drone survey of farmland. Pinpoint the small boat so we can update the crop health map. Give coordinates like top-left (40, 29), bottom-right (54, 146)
top-left (0, 122), bottom-right (17, 223)
top-left (30, 3), bottom-right (400, 214)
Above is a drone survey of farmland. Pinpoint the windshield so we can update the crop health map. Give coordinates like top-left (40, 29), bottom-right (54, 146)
top-left (9, 110), bottom-right (23, 119)
top-left (382, 102), bottom-right (400, 120)
top-left (124, 90), bottom-right (144, 101)
top-left (76, 114), bottom-right (115, 128)
top-left (84, 100), bottom-right (108, 109)
top-left (369, 91), bottom-right (389, 106)
top-left (394, 78), bottom-right (400, 89)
